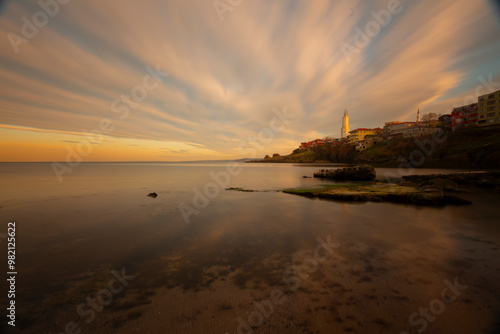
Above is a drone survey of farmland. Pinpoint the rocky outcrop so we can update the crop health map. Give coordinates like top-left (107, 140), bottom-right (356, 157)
top-left (317, 190), bottom-right (470, 206)
top-left (417, 178), bottom-right (462, 192)
top-left (226, 187), bottom-right (256, 192)
top-left (283, 183), bottom-right (471, 206)
top-left (225, 188), bottom-right (278, 193)
top-left (402, 172), bottom-right (500, 186)
top-left (314, 165), bottom-right (376, 181)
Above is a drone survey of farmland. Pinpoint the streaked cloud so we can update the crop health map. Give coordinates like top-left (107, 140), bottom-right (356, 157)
top-left (0, 0), bottom-right (499, 161)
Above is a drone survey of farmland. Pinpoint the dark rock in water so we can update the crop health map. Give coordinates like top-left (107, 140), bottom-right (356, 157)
top-left (147, 192), bottom-right (158, 198)
top-left (303, 176), bottom-right (311, 178)
top-left (403, 171), bottom-right (500, 187)
top-left (226, 187), bottom-right (279, 193)
top-left (314, 165), bottom-right (376, 181)
top-left (283, 183), bottom-right (471, 207)
top-left (226, 187), bottom-right (255, 192)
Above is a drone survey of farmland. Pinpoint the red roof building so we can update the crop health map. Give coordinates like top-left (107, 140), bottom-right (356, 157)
top-left (451, 103), bottom-right (478, 132)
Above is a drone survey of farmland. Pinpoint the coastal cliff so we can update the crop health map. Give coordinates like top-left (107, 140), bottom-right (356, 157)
top-left (250, 126), bottom-right (500, 168)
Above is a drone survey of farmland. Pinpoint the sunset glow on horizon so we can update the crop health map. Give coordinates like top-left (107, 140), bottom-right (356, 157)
top-left (1, 0), bottom-right (499, 162)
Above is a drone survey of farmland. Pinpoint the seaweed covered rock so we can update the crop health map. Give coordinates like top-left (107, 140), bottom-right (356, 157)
top-left (314, 165), bottom-right (376, 181)
top-left (418, 178), bottom-right (462, 192)
top-left (283, 183), bottom-right (471, 207)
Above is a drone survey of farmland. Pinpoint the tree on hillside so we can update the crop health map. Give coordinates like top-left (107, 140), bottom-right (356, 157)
top-left (422, 112), bottom-right (442, 121)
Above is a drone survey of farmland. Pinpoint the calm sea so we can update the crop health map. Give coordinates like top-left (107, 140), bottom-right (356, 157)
top-left (0, 162), bottom-right (499, 333)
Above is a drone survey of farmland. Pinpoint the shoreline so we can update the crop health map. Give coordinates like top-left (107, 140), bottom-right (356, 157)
top-left (7, 166), bottom-right (500, 334)
top-left (246, 159), bottom-right (500, 171)
top-left (230, 170), bottom-right (500, 207)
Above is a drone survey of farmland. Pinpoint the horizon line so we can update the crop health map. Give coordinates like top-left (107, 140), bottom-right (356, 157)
top-left (0, 158), bottom-right (254, 163)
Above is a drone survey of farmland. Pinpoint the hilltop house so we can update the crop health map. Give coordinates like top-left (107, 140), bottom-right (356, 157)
top-left (383, 122), bottom-right (416, 137)
top-left (348, 128), bottom-right (382, 144)
top-left (299, 139), bottom-right (325, 150)
top-left (451, 103), bottom-right (478, 132)
top-left (478, 89), bottom-right (500, 127)
top-left (356, 135), bottom-right (383, 151)
top-left (401, 125), bottom-right (441, 138)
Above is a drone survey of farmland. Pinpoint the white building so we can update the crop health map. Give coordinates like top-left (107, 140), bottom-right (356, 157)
top-left (356, 136), bottom-right (383, 151)
top-left (341, 110), bottom-right (349, 138)
top-left (402, 126), bottom-right (441, 138)
top-left (384, 122), bottom-right (416, 136)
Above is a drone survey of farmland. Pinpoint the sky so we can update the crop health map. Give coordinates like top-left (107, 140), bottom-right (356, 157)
top-left (0, 0), bottom-right (499, 162)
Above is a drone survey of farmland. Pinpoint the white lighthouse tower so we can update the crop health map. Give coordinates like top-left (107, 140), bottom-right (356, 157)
top-left (341, 110), bottom-right (349, 138)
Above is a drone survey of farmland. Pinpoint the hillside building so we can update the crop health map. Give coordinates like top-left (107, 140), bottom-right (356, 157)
top-left (356, 135), bottom-right (383, 151)
top-left (384, 122), bottom-right (416, 136)
top-left (348, 128), bottom-right (382, 144)
top-left (478, 89), bottom-right (500, 127)
top-left (401, 126), bottom-right (441, 138)
top-left (451, 103), bottom-right (478, 131)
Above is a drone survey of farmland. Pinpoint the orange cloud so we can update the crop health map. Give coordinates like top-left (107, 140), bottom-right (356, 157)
top-left (0, 0), bottom-right (499, 161)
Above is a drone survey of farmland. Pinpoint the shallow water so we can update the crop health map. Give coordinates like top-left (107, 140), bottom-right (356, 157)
top-left (0, 162), bottom-right (499, 333)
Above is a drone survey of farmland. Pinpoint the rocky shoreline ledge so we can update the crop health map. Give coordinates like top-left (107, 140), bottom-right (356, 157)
top-left (313, 165), bottom-right (376, 181)
top-left (283, 183), bottom-right (472, 206)
top-left (225, 166), bottom-right (499, 206)
top-left (402, 171), bottom-right (500, 188)
top-left (286, 166), bottom-right (499, 206)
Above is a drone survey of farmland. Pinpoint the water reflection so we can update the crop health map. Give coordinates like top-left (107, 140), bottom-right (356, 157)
top-left (0, 163), bottom-right (499, 333)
